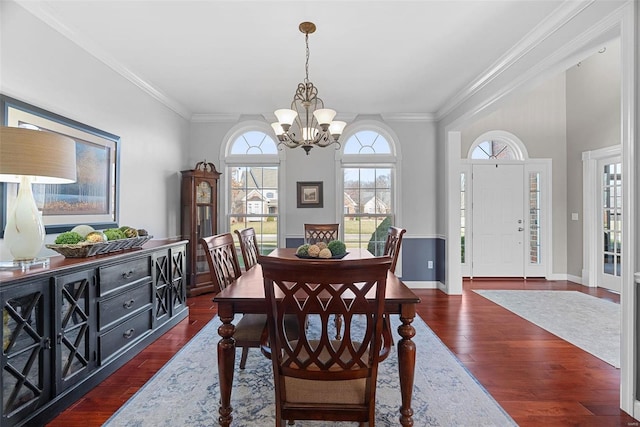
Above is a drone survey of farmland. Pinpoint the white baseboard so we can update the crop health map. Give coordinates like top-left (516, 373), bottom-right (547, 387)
top-left (547, 273), bottom-right (569, 281)
top-left (404, 280), bottom-right (439, 290)
top-left (566, 274), bottom-right (583, 285)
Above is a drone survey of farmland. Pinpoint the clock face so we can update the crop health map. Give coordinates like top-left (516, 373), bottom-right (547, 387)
top-left (196, 181), bottom-right (212, 204)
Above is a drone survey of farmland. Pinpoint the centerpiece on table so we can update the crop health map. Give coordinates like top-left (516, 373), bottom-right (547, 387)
top-left (296, 240), bottom-right (348, 259)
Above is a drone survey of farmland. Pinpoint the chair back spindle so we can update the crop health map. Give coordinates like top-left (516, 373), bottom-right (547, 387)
top-left (384, 226), bottom-right (407, 274)
top-left (235, 227), bottom-right (260, 270)
top-left (304, 223), bottom-right (339, 245)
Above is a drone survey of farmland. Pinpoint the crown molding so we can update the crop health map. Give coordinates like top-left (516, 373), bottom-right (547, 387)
top-left (435, 0), bottom-right (595, 121)
top-left (16, 0), bottom-right (192, 120)
top-left (381, 113), bottom-right (436, 123)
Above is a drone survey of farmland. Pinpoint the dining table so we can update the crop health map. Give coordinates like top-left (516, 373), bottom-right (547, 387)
top-left (212, 247), bottom-right (421, 426)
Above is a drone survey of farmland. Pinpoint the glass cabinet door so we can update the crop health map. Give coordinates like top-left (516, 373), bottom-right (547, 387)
top-left (195, 205), bottom-right (213, 274)
top-left (2, 280), bottom-right (51, 424)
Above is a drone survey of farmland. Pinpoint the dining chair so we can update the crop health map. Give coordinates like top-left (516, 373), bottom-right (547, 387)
top-left (200, 233), bottom-right (266, 369)
top-left (234, 227), bottom-right (260, 270)
top-left (381, 226), bottom-right (407, 346)
top-left (304, 223), bottom-right (339, 245)
top-left (384, 226), bottom-right (406, 274)
top-left (260, 255), bottom-right (392, 426)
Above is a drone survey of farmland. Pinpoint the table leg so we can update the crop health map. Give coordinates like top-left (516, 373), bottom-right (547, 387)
top-left (397, 313), bottom-right (416, 427)
top-left (217, 313), bottom-right (236, 427)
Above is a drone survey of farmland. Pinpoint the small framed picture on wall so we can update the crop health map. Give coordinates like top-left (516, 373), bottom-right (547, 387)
top-left (297, 181), bottom-right (323, 208)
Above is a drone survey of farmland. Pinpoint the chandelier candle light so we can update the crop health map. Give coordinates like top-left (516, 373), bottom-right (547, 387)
top-left (271, 22), bottom-right (347, 155)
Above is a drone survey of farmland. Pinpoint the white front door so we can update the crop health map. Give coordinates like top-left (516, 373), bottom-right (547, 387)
top-left (471, 164), bottom-right (525, 277)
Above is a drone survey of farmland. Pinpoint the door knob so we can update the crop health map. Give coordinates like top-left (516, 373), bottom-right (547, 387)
top-left (518, 227), bottom-right (524, 232)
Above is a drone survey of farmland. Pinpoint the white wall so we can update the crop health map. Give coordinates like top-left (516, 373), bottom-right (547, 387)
top-left (0, 1), bottom-right (189, 259)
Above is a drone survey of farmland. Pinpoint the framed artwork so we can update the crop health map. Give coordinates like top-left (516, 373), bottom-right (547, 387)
top-left (297, 181), bottom-right (323, 208)
top-left (0, 95), bottom-right (120, 236)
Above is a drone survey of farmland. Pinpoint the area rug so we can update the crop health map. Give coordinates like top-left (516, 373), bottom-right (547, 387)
top-left (104, 315), bottom-right (516, 426)
top-left (474, 290), bottom-right (620, 368)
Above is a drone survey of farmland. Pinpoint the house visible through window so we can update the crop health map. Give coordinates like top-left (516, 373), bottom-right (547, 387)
top-left (226, 130), bottom-right (279, 263)
top-left (341, 129), bottom-right (396, 256)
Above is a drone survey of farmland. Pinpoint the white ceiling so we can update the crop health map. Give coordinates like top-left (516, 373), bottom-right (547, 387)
top-left (17, 0), bottom-right (571, 120)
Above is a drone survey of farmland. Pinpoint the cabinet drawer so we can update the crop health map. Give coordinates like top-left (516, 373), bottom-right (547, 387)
top-left (98, 309), bottom-right (153, 363)
top-left (98, 282), bottom-right (153, 330)
top-left (99, 257), bottom-right (151, 296)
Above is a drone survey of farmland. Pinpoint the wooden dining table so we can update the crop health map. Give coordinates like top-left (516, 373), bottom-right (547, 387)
top-left (212, 248), bottom-right (421, 426)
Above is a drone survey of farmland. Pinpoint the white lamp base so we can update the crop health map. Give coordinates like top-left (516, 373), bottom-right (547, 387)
top-left (0, 257), bottom-right (50, 272)
top-left (3, 176), bottom-right (46, 261)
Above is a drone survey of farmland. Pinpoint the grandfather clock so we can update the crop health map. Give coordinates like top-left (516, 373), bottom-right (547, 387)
top-left (181, 161), bottom-right (221, 296)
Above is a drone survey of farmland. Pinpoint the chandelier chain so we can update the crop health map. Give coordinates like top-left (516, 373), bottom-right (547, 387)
top-left (304, 32), bottom-right (310, 84)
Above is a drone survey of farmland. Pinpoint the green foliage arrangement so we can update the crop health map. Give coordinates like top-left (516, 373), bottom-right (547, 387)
top-left (55, 231), bottom-right (84, 245)
top-left (104, 228), bottom-right (127, 241)
top-left (327, 240), bottom-right (347, 256)
top-left (296, 244), bottom-right (310, 256)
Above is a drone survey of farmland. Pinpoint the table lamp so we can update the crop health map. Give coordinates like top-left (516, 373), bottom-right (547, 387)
top-left (0, 126), bottom-right (77, 267)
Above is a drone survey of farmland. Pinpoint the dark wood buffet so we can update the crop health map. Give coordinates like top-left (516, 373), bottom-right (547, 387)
top-left (0, 239), bottom-right (188, 427)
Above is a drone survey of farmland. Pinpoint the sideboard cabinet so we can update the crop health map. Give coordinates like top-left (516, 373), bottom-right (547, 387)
top-left (0, 240), bottom-right (188, 427)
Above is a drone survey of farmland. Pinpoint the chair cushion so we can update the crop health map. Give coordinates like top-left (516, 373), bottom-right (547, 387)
top-left (283, 339), bottom-right (369, 405)
top-left (234, 313), bottom-right (267, 342)
top-left (285, 376), bottom-right (366, 405)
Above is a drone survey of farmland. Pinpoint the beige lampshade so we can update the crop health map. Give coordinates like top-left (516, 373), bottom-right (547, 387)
top-left (0, 126), bottom-right (77, 183)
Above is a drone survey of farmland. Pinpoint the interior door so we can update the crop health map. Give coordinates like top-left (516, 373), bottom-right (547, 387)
top-left (598, 158), bottom-right (622, 292)
top-left (471, 164), bottom-right (524, 277)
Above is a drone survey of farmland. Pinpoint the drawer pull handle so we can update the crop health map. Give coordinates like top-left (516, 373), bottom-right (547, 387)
top-left (121, 270), bottom-right (134, 279)
top-left (123, 328), bottom-right (135, 339)
top-left (123, 299), bottom-right (135, 309)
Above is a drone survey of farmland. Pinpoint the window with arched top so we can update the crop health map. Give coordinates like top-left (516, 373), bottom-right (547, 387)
top-left (343, 130), bottom-right (392, 155)
top-left (225, 129), bottom-right (279, 264)
top-left (470, 140), bottom-right (518, 160)
top-left (467, 131), bottom-right (527, 161)
top-left (229, 130), bottom-right (278, 155)
top-left (340, 128), bottom-right (398, 256)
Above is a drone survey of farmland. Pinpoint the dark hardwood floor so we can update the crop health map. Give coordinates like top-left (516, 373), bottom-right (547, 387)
top-left (48, 279), bottom-right (638, 426)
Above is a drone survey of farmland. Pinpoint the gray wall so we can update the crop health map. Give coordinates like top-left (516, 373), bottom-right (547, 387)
top-left (461, 73), bottom-right (568, 275)
top-left (566, 39), bottom-right (621, 278)
top-left (0, 2), bottom-right (189, 259)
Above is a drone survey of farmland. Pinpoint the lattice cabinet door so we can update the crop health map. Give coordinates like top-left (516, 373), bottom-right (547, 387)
top-left (1, 279), bottom-right (52, 427)
top-left (152, 251), bottom-right (171, 325)
top-left (54, 270), bottom-right (96, 394)
top-left (170, 245), bottom-right (187, 316)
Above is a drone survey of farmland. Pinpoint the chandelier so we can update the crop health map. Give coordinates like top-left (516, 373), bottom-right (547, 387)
top-left (271, 22), bottom-right (346, 155)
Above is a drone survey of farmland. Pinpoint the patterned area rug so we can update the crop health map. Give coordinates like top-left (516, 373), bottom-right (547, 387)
top-left (104, 315), bottom-right (515, 426)
top-left (474, 290), bottom-right (620, 368)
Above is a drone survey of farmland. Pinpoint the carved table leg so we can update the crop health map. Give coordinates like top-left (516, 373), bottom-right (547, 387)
top-left (397, 313), bottom-right (416, 427)
top-left (217, 312), bottom-right (236, 427)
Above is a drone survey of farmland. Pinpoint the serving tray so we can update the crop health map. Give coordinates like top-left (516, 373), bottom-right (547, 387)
top-left (295, 252), bottom-right (349, 260)
top-left (46, 235), bottom-right (153, 258)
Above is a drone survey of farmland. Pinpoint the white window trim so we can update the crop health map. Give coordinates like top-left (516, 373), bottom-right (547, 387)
top-left (582, 144), bottom-right (622, 287)
top-left (335, 120), bottom-right (402, 272)
top-left (220, 120), bottom-right (285, 246)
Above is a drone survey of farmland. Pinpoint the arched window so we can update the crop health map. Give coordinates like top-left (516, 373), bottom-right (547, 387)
top-left (467, 130), bottom-right (528, 160)
top-left (225, 127), bottom-right (280, 264)
top-left (339, 124), bottom-right (399, 256)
